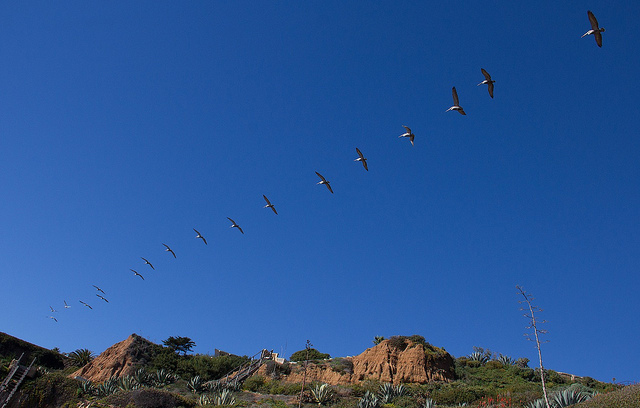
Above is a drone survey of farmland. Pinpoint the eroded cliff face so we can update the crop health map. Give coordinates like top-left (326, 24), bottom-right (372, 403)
top-left (276, 339), bottom-right (454, 385)
top-left (70, 334), bottom-right (156, 382)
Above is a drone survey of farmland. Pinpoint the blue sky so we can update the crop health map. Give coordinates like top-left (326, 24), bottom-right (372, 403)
top-left (1, 1), bottom-right (639, 384)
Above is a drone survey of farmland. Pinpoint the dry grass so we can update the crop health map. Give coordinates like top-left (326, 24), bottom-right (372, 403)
top-left (573, 384), bottom-right (640, 408)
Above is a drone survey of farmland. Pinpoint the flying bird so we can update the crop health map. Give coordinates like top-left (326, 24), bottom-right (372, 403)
top-left (141, 257), bottom-right (155, 270)
top-left (64, 300), bottom-right (71, 309)
top-left (79, 301), bottom-right (93, 310)
top-left (48, 316), bottom-right (58, 322)
top-left (163, 243), bottom-right (176, 258)
top-left (227, 217), bottom-right (244, 234)
top-left (582, 10), bottom-right (605, 47)
top-left (263, 195), bottom-right (278, 215)
top-left (49, 306), bottom-right (57, 313)
top-left (131, 269), bottom-right (145, 280)
top-left (446, 87), bottom-right (466, 115)
top-left (194, 228), bottom-right (207, 245)
top-left (96, 294), bottom-right (109, 303)
top-left (92, 285), bottom-right (105, 294)
top-left (315, 172), bottom-right (334, 194)
top-left (478, 69), bottom-right (495, 98)
top-left (355, 148), bottom-right (368, 171)
top-left (398, 125), bottom-right (415, 146)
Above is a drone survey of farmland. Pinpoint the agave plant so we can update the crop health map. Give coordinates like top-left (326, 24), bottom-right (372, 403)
top-left (311, 383), bottom-right (334, 405)
top-left (69, 348), bottom-right (95, 367)
top-left (393, 384), bottom-right (407, 398)
top-left (205, 380), bottom-right (223, 393)
top-left (422, 398), bottom-right (437, 408)
top-left (154, 368), bottom-right (176, 387)
top-left (377, 382), bottom-right (406, 404)
top-left (132, 367), bottom-right (152, 386)
top-left (358, 391), bottom-right (380, 408)
top-left (188, 375), bottom-right (205, 394)
top-left (497, 354), bottom-right (515, 366)
top-left (96, 377), bottom-right (119, 397)
top-left (526, 399), bottom-right (547, 408)
top-left (213, 389), bottom-right (236, 406)
top-left (197, 394), bottom-right (213, 406)
top-left (468, 351), bottom-right (489, 365)
top-left (117, 375), bottom-right (140, 391)
top-left (552, 388), bottom-right (593, 407)
top-left (78, 380), bottom-right (95, 396)
top-left (224, 380), bottom-right (241, 392)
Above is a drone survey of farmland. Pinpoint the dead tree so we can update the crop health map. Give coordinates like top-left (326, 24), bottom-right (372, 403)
top-left (517, 285), bottom-right (551, 408)
top-left (298, 340), bottom-right (312, 408)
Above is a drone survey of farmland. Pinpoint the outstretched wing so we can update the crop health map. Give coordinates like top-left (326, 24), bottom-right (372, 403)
top-left (402, 125), bottom-right (411, 134)
top-left (452, 87), bottom-right (460, 106)
top-left (356, 147), bottom-right (364, 159)
top-left (588, 10), bottom-right (599, 30)
top-left (594, 30), bottom-right (603, 47)
top-left (488, 82), bottom-right (494, 98)
top-left (315, 171), bottom-right (327, 182)
top-left (263, 195), bottom-right (271, 205)
top-left (481, 68), bottom-right (491, 81)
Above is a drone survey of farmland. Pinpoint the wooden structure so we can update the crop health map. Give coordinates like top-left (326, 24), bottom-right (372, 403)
top-left (0, 354), bottom-right (36, 408)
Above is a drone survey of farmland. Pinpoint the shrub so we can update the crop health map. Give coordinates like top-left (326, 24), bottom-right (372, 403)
top-left (19, 372), bottom-right (80, 407)
top-left (103, 388), bottom-right (195, 408)
top-left (290, 348), bottom-right (330, 362)
top-left (243, 375), bottom-right (267, 392)
top-left (68, 348), bottom-right (95, 367)
top-left (387, 336), bottom-right (409, 351)
top-left (331, 358), bottom-right (354, 374)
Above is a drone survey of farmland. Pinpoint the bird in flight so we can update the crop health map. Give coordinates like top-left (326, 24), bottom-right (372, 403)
top-left (50, 306), bottom-right (57, 313)
top-left (582, 10), bottom-right (605, 47)
top-left (141, 257), bottom-right (155, 270)
top-left (64, 300), bottom-right (71, 309)
top-left (131, 269), bottom-right (145, 280)
top-left (263, 195), bottom-right (278, 215)
top-left (79, 301), bottom-right (93, 310)
top-left (92, 285), bottom-right (105, 294)
top-left (355, 148), bottom-right (368, 171)
top-left (315, 172), bottom-right (334, 194)
top-left (48, 316), bottom-right (58, 322)
top-left (96, 294), bottom-right (109, 303)
top-left (227, 217), bottom-right (244, 234)
top-left (478, 69), bottom-right (495, 98)
top-left (398, 126), bottom-right (415, 146)
top-left (194, 228), bottom-right (207, 245)
top-left (446, 87), bottom-right (466, 115)
top-left (163, 243), bottom-right (176, 258)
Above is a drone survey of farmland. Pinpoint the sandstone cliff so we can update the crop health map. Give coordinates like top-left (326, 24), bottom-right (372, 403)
top-left (70, 334), bottom-right (157, 382)
top-left (268, 338), bottom-right (454, 385)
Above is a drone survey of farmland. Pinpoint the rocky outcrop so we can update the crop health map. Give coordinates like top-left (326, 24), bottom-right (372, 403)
top-left (70, 334), bottom-right (157, 382)
top-left (276, 338), bottom-right (454, 385)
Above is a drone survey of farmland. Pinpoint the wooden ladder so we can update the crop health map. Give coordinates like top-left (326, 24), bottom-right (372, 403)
top-left (0, 354), bottom-right (36, 408)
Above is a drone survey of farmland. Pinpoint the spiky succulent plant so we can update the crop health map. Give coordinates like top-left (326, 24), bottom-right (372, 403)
top-left (422, 397), bottom-right (437, 408)
top-left (188, 375), bottom-right (204, 394)
top-left (358, 391), bottom-right (380, 408)
top-left (213, 389), bottom-right (236, 406)
top-left (311, 383), bottom-right (334, 405)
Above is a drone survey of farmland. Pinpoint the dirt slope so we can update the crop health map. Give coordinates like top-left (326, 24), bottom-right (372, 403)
top-left (70, 333), bottom-right (157, 382)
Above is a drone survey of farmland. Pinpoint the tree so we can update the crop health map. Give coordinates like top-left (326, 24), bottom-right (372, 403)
top-left (162, 336), bottom-right (196, 355)
top-left (517, 285), bottom-right (551, 408)
top-left (372, 336), bottom-right (385, 345)
top-left (68, 348), bottom-right (95, 367)
top-left (290, 347), bottom-right (330, 362)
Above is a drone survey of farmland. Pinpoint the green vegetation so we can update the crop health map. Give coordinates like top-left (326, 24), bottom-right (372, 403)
top-left (163, 336), bottom-right (197, 355)
top-left (290, 348), bottom-right (331, 362)
top-left (68, 348), bottom-right (95, 367)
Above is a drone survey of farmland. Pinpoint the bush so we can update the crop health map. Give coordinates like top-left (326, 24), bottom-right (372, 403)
top-left (387, 336), bottom-right (408, 351)
top-left (290, 348), bottom-right (330, 362)
top-left (18, 372), bottom-right (80, 407)
top-left (243, 375), bottom-right (267, 392)
top-left (103, 388), bottom-right (195, 408)
top-left (331, 358), bottom-right (354, 374)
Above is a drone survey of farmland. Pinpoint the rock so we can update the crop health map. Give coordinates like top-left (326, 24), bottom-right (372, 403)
top-left (69, 334), bottom-right (157, 383)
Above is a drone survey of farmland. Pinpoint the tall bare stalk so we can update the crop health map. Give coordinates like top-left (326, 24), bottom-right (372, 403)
top-left (298, 340), bottom-right (312, 408)
top-left (516, 285), bottom-right (551, 408)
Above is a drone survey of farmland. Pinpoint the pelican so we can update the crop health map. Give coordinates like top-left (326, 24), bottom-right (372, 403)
top-left (446, 87), bottom-right (466, 115)
top-left (79, 301), bottom-right (93, 310)
top-left (50, 306), bottom-right (57, 313)
top-left (263, 195), bottom-right (278, 215)
top-left (64, 300), bottom-right (71, 309)
top-left (92, 285), bottom-right (105, 294)
top-left (478, 69), bottom-right (495, 98)
top-left (131, 269), bottom-right (145, 280)
top-left (163, 243), bottom-right (176, 258)
top-left (355, 148), bottom-right (368, 171)
top-left (49, 316), bottom-right (58, 322)
top-left (141, 257), bottom-right (155, 270)
top-left (96, 294), bottom-right (109, 303)
top-left (582, 10), bottom-right (605, 47)
top-left (315, 171), bottom-right (334, 193)
top-left (194, 228), bottom-right (207, 245)
top-left (227, 217), bottom-right (244, 234)
top-left (398, 125), bottom-right (415, 146)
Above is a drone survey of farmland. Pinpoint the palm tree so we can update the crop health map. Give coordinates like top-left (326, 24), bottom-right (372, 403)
top-left (69, 348), bottom-right (95, 367)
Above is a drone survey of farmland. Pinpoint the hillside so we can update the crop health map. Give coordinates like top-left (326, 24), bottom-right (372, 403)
top-left (0, 332), bottom-right (627, 408)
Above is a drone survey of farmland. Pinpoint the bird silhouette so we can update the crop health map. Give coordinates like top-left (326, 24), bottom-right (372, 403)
top-left (194, 228), bottom-right (207, 245)
top-left (355, 148), bottom-right (368, 171)
top-left (446, 87), bottom-right (466, 115)
top-left (96, 294), bottom-right (109, 303)
top-left (141, 257), bottom-right (155, 270)
top-left (131, 269), bottom-right (145, 280)
top-left (582, 10), bottom-right (605, 47)
top-left (398, 126), bottom-right (415, 146)
top-left (478, 69), bottom-right (495, 98)
top-left (315, 172), bottom-right (334, 193)
top-left (163, 243), bottom-right (176, 258)
top-left (92, 285), bottom-right (105, 294)
top-left (79, 301), bottom-right (93, 310)
top-left (227, 217), bottom-right (244, 234)
top-left (263, 195), bottom-right (278, 215)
